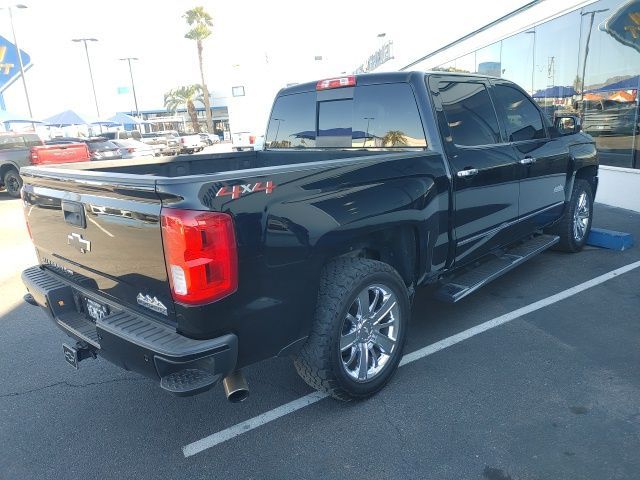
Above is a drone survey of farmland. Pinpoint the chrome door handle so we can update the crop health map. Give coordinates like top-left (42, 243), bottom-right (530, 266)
top-left (519, 157), bottom-right (536, 165)
top-left (456, 168), bottom-right (478, 178)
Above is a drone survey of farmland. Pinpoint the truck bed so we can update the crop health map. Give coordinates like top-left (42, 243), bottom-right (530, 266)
top-left (24, 149), bottom-right (415, 180)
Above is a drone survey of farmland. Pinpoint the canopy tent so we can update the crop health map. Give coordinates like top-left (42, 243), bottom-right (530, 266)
top-left (91, 120), bottom-right (119, 127)
top-left (0, 110), bottom-right (42, 123)
top-left (43, 110), bottom-right (90, 126)
top-left (108, 112), bottom-right (142, 125)
top-left (584, 75), bottom-right (640, 93)
top-left (532, 86), bottom-right (577, 98)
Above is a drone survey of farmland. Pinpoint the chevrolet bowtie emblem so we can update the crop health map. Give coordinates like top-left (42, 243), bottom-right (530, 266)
top-left (67, 232), bottom-right (91, 253)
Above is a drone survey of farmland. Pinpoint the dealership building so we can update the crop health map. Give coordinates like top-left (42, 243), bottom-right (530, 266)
top-left (381, 0), bottom-right (640, 212)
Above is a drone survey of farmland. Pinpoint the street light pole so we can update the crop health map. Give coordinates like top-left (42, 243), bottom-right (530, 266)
top-left (579, 8), bottom-right (609, 101)
top-left (73, 38), bottom-right (100, 117)
top-left (119, 57), bottom-right (139, 116)
top-left (5, 4), bottom-right (32, 117)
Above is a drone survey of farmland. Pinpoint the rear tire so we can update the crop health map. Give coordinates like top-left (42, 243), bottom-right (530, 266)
top-left (3, 169), bottom-right (22, 198)
top-left (294, 258), bottom-right (409, 401)
top-left (546, 179), bottom-right (593, 252)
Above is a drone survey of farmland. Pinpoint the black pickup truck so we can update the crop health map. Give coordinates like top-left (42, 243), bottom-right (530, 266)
top-left (21, 72), bottom-right (598, 402)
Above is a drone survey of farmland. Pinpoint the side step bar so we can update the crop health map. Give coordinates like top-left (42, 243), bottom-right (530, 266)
top-left (434, 234), bottom-right (559, 303)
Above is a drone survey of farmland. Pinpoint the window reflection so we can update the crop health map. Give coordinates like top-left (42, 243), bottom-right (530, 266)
top-left (439, 82), bottom-right (501, 146)
top-left (577, 0), bottom-right (640, 168)
top-left (502, 31), bottom-right (535, 93)
top-left (427, 0), bottom-right (640, 168)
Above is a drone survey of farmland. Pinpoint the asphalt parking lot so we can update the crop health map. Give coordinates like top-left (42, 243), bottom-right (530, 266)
top-left (1, 193), bottom-right (638, 480)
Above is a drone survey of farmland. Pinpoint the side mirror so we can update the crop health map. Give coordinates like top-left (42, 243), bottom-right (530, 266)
top-left (554, 115), bottom-right (581, 136)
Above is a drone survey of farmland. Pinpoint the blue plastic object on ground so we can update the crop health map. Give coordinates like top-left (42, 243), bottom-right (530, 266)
top-left (587, 228), bottom-right (634, 251)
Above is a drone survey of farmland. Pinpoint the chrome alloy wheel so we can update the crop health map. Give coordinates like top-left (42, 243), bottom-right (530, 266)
top-left (340, 284), bottom-right (401, 382)
top-left (573, 191), bottom-right (590, 242)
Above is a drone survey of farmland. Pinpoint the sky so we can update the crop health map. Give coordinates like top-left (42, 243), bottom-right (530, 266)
top-left (0, 0), bottom-right (528, 120)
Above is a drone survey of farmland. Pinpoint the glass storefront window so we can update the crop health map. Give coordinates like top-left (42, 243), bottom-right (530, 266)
top-left (533, 10), bottom-right (581, 113)
top-left (577, 0), bottom-right (640, 168)
top-left (475, 42), bottom-right (502, 77)
top-left (501, 31), bottom-right (535, 94)
top-left (455, 52), bottom-right (476, 74)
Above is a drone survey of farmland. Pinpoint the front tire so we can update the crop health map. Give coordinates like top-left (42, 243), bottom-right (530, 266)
top-left (547, 179), bottom-right (593, 252)
top-left (294, 258), bottom-right (409, 401)
top-left (3, 169), bottom-right (22, 198)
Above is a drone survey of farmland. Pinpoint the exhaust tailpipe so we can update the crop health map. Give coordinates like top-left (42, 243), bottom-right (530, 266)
top-left (223, 370), bottom-right (249, 403)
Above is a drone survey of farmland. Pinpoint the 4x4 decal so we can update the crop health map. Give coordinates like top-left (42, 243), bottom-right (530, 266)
top-left (216, 181), bottom-right (275, 200)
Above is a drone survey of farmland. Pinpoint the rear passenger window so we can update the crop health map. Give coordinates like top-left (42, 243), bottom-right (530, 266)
top-left (23, 135), bottom-right (42, 147)
top-left (265, 92), bottom-right (316, 148)
top-left (438, 82), bottom-right (501, 147)
top-left (0, 136), bottom-right (26, 150)
top-left (265, 83), bottom-right (427, 149)
top-left (493, 84), bottom-right (546, 142)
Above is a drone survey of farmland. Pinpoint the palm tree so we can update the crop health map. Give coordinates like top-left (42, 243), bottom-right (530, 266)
top-left (164, 85), bottom-right (204, 132)
top-left (382, 130), bottom-right (408, 147)
top-left (184, 6), bottom-right (214, 133)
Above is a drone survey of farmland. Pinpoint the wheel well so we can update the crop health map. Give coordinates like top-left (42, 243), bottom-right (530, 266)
top-left (575, 165), bottom-right (598, 194)
top-left (336, 225), bottom-right (419, 287)
top-left (0, 163), bottom-right (18, 183)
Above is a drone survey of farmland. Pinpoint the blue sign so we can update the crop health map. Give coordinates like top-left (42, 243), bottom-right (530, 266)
top-left (603, 0), bottom-right (640, 53)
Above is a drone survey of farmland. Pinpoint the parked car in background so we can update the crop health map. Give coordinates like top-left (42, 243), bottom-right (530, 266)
top-left (199, 132), bottom-right (220, 146)
top-left (580, 101), bottom-right (639, 136)
top-left (100, 130), bottom-right (143, 141)
top-left (231, 131), bottom-right (261, 151)
top-left (47, 137), bottom-right (122, 161)
top-left (178, 132), bottom-right (204, 153)
top-left (30, 143), bottom-right (90, 165)
top-left (1, 132), bottom-right (90, 197)
top-left (111, 139), bottom-right (155, 159)
top-left (141, 132), bottom-right (181, 156)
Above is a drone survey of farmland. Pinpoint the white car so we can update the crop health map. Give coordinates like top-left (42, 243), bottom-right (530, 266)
top-left (178, 133), bottom-right (205, 154)
top-left (111, 139), bottom-right (155, 159)
top-left (232, 132), bottom-right (264, 152)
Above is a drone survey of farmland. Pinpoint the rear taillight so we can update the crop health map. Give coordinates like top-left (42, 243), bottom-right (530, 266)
top-left (249, 135), bottom-right (256, 145)
top-left (161, 208), bottom-right (238, 305)
top-left (180, 138), bottom-right (185, 144)
top-left (127, 148), bottom-right (135, 153)
top-left (30, 148), bottom-right (39, 164)
top-left (21, 190), bottom-right (32, 241)
top-left (316, 75), bottom-right (356, 90)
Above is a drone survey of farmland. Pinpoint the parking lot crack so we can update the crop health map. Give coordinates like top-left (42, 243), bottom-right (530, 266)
top-left (0, 376), bottom-right (144, 398)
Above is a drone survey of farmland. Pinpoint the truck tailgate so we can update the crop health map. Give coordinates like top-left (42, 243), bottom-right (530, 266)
top-left (31, 143), bottom-right (90, 165)
top-left (21, 170), bottom-right (174, 321)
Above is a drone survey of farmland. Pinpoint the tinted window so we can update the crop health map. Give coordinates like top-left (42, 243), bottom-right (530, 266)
top-left (265, 84), bottom-right (427, 149)
top-left (265, 92), bottom-right (316, 148)
top-left (88, 140), bottom-right (117, 151)
top-left (0, 136), bottom-right (26, 150)
top-left (439, 82), bottom-right (501, 146)
top-left (350, 84), bottom-right (426, 148)
top-left (494, 84), bottom-right (546, 141)
top-left (23, 135), bottom-right (42, 148)
top-left (318, 99), bottom-right (352, 147)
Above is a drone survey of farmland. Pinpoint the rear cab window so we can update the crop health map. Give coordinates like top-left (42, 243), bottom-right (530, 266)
top-left (265, 82), bottom-right (428, 149)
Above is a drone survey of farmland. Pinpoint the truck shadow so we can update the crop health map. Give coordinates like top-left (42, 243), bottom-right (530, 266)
top-left (0, 191), bottom-right (19, 202)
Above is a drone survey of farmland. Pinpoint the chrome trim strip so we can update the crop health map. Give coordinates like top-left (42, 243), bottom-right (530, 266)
top-left (457, 201), bottom-right (564, 247)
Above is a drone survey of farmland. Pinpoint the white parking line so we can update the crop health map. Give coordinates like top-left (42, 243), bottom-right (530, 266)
top-left (182, 259), bottom-right (640, 458)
